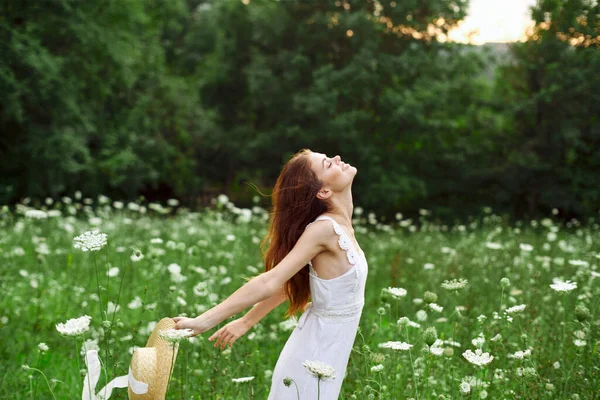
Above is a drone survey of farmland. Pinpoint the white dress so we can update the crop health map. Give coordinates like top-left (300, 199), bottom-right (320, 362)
top-left (268, 215), bottom-right (369, 400)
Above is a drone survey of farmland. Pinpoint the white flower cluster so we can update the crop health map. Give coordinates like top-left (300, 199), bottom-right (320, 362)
top-left (303, 360), bottom-right (336, 380)
top-left (378, 341), bottom-right (413, 351)
top-left (56, 315), bottom-right (92, 336)
top-left (549, 278), bottom-right (577, 293)
top-left (462, 348), bottom-right (494, 367)
top-left (505, 304), bottom-right (527, 314)
top-left (508, 349), bottom-right (532, 359)
top-left (73, 230), bottom-right (108, 252)
top-left (385, 287), bottom-right (407, 299)
top-left (158, 328), bottom-right (194, 343)
top-left (370, 364), bottom-right (384, 373)
top-left (441, 278), bottom-right (468, 291)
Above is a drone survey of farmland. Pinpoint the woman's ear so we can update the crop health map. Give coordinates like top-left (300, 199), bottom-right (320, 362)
top-left (317, 189), bottom-right (331, 200)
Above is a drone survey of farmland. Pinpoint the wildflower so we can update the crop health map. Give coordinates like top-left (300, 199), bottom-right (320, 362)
top-left (477, 315), bottom-right (487, 323)
top-left (422, 327), bottom-right (438, 346)
top-left (56, 315), bottom-right (92, 336)
top-left (423, 291), bottom-right (437, 303)
top-left (462, 348), bottom-right (494, 367)
top-left (283, 377), bottom-right (293, 387)
top-left (370, 364), bottom-right (384, 373)
top-left (231, 376), bottom-right (255, 383)
top-left (73, 230), bottom-right (107, 252)
top-left (378, 341), bottom-right (413, 351)
top-left (553, 361), bottom-right (560, 369)
top-left (500, 278), bottom-right (511, 289)
top-left (25, 210), bottom-right (48, 219)
top-left (480, 389), bottom-right (488, 399)
top-left (441, 278), bottom-right (468, 291)
top-left (490, 333), bottom-right (502, 342)
top-left (574, 304), bottom-right (590, 322)
top-left (385, 287), bottom-right (407, 299)
top-left (471, 333), bottom-right (485, 348)
top-left (416, 310), bottom-right (428, 321)
top-left (573, 339), bottom-right (586, 347)
top-left (568, 259), bottom-right (589, 267)
top-left (485, 242), bottom-right (502, 250)
top-left (37, 343), bottom-right (49, 353)
top-left (158, 328), bottom-right (194, 343)
top-left (549, 279), bottom-right (577, 293)
top-left (397, 317), bottom-right (409, 329)
top-left (424, 263), bottom-right (435, 270)
top-left (428, 303), bottom-right (443, 313)
top-left (509, 349), bottom-right (532, 359)
top-left (505, 304), bottom-right (526, 314)
top-left (519, 243), bottom-right (533, 252)
top-left (459, 381), bottom-right (471, 394)
top-left (303, 360), bottom-right (336, 381)
top-left (131, 249), bottom-right (144, 262)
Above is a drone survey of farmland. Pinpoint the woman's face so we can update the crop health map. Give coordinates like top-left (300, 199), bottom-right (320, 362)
top-left (309, 151), bottom-right (357, 197)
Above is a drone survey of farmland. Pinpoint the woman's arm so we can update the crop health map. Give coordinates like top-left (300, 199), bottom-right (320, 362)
top-left (173, 221), bottom-right (329, 336)
top-left (242, 285), bottom-right (287, 326)
top-left (206, 287), bottom-right (288, 350)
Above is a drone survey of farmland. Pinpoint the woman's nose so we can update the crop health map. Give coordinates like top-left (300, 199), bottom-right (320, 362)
top-left (334, 155), bottom-right (341, 164)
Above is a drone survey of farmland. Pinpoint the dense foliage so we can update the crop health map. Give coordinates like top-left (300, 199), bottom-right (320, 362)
top-left (1, 0), bottom-right (598, 221)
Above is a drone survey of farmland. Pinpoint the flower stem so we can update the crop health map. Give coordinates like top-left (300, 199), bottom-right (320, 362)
top-left (405, 325), bottom-right (419, 399)
top-left (27, 367), bottom-right (57, 400)
top-left (317, 377), bottom-right (321, 400)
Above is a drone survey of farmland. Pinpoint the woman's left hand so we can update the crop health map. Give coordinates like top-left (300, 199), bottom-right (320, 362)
top-left (172, 316), bottom-right (212, 337)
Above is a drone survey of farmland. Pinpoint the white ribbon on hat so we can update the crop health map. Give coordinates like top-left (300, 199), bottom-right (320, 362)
top-left (82, 349), bottom-right (149, 400)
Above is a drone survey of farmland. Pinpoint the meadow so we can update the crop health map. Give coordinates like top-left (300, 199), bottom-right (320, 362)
top-left (1, 193), bottom-right (598, 399)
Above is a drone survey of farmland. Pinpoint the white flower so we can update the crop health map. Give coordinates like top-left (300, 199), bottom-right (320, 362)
top-left (573, 339), bottom-right (586, 347)
top-left (429, 303), bottom-right (444, 313)
top-left (462, 348), bottom-right (494, 367)
top-left (385, 287), bottom-right (407, 298)
top-left (441, 278), bottom-right (468, 291)
top-left (424, 263), bottom-right (435, 270)
top-left (505, 304), bottom-right (527, 314)
top-left (553, 361), bottom-right (560, 369)
top-left (73, 230), bottom-right (108, 252)
top-left (370, 364), bottom-right (384, 373)
top-left (56, 315), bottom-right (92, 336)
top-left (480, 389), bottom-right (488, 399)
top-left (25, 210), bottom-right (48, 219)
top-left (460, 381), bottom-right (471, 394)
top-left (37, 342), bottom-right (49, 353)
top-left (509, 349), bottom-right (532, 359)
top-left (568, 259), bottom-right (589, 267)
top-left (471, 333), bottom-right (485, 348)
top-left (519, 243), bottom-right (534, 252)
top-left (131, 249), bottom-right (144, 262)
top-left (549, 278), bottom-right (577, 293)
top-left (231, 376), bottom-right (255, 383)
top-left (485, 242), bottom-right (502, 250)
top-left (303, 360), bottom-right (336, 380)
top-left (378, 341), bottom-right (413, 351)
top-left (107, 267), bottom-right (119, 277)
top-left (416, 310), bottom-right (428, 321)
top-left (158, 328), bottom-right (194, 343)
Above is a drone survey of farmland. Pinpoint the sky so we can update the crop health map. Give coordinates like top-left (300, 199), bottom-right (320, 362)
top-left (447, 0), bottom-right (538, 45)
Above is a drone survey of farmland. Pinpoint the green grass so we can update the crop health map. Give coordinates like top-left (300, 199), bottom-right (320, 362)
top-left (0, 198), bottom-right (598, 399)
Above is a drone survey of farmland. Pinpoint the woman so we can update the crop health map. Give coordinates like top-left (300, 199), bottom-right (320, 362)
top-left (172, 148), bottom-right (368, 399)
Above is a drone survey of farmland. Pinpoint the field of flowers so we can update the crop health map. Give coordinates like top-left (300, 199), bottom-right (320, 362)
top-left (1, 193), bottom-right (598, 399)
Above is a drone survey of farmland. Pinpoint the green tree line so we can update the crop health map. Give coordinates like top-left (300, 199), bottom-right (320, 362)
top-left (1, 0), bottom-right (598, 222)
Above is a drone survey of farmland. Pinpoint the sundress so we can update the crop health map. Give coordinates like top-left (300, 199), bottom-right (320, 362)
top-left (268, 215), bottom-right (369, 399)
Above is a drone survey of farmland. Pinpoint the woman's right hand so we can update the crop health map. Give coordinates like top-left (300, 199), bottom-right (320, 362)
top-left (208, 318), bottom-right (252, 350)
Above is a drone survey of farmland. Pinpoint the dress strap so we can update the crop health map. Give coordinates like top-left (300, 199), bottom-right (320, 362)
top-left (305, 215), bottom-right (360, 267)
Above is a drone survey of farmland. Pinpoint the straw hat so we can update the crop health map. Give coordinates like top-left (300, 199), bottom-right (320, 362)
top-left (128, 317), bottom-right (180, 400)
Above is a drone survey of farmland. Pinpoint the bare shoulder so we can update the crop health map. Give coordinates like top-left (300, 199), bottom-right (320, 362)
top-left (263, 219), bottom-right (333, 291)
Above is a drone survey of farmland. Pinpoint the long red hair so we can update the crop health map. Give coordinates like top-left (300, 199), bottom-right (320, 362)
top-left (259, 149), bottom-right (331, 318)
